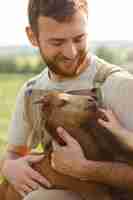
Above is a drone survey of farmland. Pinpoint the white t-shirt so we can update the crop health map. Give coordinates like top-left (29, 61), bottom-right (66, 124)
top-left (7, 55), bottom-right (133, 153)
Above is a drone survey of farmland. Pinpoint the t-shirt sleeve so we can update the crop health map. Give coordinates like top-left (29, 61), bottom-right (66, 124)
top-left (101, 70), bottom-right (133, 131)
top-left (7, 83), bottom-right (32, 155)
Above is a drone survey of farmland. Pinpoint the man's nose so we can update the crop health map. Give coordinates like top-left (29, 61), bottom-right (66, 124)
top-left (62, 42), bottom-right (78, 60)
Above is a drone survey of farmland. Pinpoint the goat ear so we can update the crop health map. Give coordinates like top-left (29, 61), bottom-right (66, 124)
top-left (90, 88), bottom-right (98, 101)
top-left (67, 89), bottom-right (94, 97)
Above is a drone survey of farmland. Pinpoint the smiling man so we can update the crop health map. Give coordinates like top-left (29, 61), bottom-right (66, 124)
top-left (1, 0), bottom-right (133, 200)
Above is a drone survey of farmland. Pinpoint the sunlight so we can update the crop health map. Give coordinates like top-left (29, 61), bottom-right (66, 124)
top-left (0, 0), bottom-right (133, 45)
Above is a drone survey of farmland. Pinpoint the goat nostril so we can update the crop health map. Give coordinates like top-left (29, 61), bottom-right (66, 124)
top-left (88, 98), bottom-right (94, 103)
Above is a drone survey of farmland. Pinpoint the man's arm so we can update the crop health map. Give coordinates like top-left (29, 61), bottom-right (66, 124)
top-left (1, 149), bottom-right (51, 197)
top-left (0, 151), bottom-right (21, 172)
top-left (52, 127), bottom-right (133, 191)
top-left (2, 83), bottom-right (51, 197)
top-left (80, 159), bottom-right (133, 191)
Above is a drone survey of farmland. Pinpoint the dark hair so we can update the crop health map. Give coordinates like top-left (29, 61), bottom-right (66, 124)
top-left (28, 0), bottom-right (88, 33)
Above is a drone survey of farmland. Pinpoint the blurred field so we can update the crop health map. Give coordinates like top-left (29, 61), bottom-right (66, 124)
top-left (0, 73), bottom-right (33, 152)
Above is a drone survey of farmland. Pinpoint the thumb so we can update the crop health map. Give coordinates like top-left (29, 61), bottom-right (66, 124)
top-left (56, 127), bottom-right (77, 147)
top-left (24, 154), bottom-right (44, 164)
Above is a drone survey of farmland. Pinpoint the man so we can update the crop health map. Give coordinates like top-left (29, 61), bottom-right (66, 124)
top-left (1, 0), bottom-right (133, 199)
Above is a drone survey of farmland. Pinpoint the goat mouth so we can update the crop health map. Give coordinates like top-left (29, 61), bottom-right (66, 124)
top-left (86, 101), bottom-right (98, 112)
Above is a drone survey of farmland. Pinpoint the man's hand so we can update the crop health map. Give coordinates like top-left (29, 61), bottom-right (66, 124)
top-left (51, 127), bottom-right (88, 180)
top-left (98, 108), bottom-right (133, 151)
top-left (1, 154), bottom-right (51, 197)
top-left (98, 109), bottom-right (124, 135)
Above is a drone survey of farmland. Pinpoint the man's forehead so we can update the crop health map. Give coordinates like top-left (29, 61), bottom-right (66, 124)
top-left (37, 11), bottom-right (88, 36)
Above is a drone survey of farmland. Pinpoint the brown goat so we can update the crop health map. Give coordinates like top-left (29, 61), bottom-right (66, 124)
top-left (0, 89), bottom-right (133, 200)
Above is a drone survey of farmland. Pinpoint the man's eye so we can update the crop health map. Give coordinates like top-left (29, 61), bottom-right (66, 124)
top-left (51, 42), bottom-right (63, 46)
top-left (74, 36), bottom-right (85, 43)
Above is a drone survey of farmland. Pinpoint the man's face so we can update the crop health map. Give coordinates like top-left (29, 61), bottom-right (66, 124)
top-left (37, 11), bottom-right (89, 77)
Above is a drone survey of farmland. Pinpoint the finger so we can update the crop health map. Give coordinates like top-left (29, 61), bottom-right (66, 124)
top-left (98, 118), bottom-right (109, 128)
top-left (19, 190), bottom-right (27, 197)
top-left (25, 178), bottom-right (40, 190)
top-left (28, 168), bottom-right (51, 188)
top-left (57, 127), bottom-right (78, 146)
top-left (30, 151), bottom-right (44, 156)
top-left (20, 184), bottom-right (33, 194)
top-left (98, 108), bottom-right (107, 113)
top-left (99, 109), bottom-right (114, 121)
top-left (98, 108), bottom-right (110, 117)
top-left (99, 108), bottom-right (114, 117)
top-left (24, 154), bottom-right (44, 165)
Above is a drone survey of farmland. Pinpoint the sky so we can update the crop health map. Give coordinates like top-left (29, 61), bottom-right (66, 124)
top-left (0, 0), bottom-right (133, 46)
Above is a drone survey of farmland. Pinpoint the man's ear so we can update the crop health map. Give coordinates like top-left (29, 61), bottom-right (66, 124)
top-left (25, 26), bottom-right (39, 47)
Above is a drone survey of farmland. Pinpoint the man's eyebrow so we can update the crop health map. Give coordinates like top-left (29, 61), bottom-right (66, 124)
top-left (48, 38), bottom-right (66, 42)
top-left (48, 33), bottom-right (86, 42)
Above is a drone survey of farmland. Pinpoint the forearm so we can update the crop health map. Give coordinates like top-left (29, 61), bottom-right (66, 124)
top-left (83, 160), bottom-right (133, 191)
top-left (0, 151), bottom-right (21, 175)
top-left (5, 151), bottom-right (22, 159)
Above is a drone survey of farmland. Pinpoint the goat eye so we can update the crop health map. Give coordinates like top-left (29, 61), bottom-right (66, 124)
top-left (59, 99), bottom-right (68, 107)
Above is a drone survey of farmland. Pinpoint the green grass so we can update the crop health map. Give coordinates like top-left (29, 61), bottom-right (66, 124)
top-left (0, 73), bottom-right (34, 152)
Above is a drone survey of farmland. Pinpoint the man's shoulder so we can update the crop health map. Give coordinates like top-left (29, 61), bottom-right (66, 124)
top-left (94, 55), bottom-right (119, 70)
top-left (93, 55), bottom-right (126, 85)
top-left (16, 68), bottom-right (48, 100)
top-left (26, 67), bottom-right (48, 89)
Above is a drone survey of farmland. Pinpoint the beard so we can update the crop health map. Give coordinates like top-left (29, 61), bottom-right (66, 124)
top-left (39, 47), bottom-right (89, 78)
